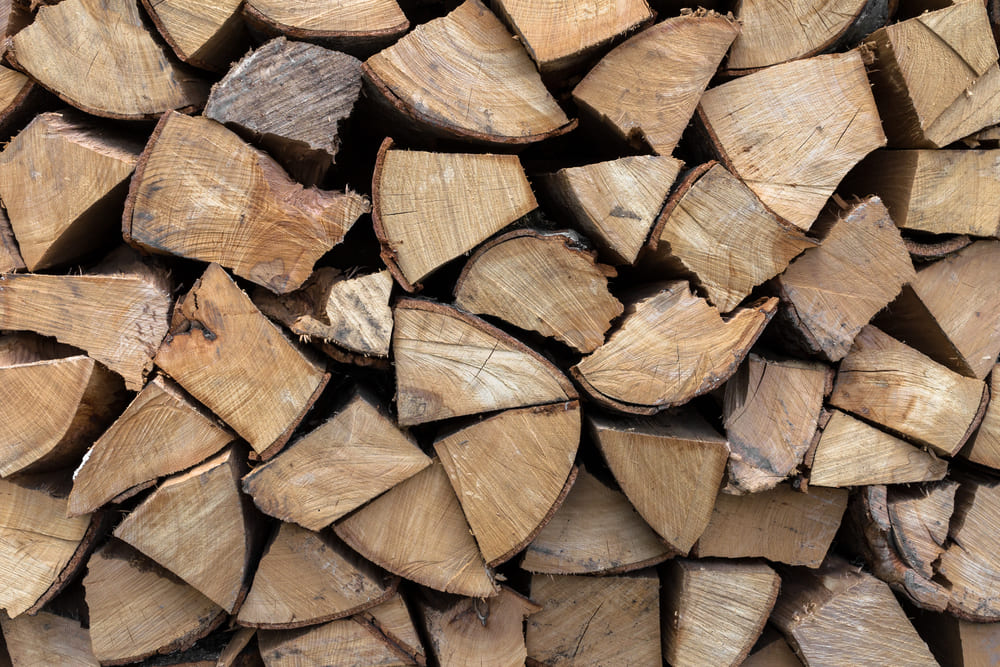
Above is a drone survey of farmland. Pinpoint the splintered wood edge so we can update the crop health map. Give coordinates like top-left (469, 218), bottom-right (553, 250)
top-left (243, 3), bottom-right (410, 44)
top-left (238, 576), bottom-right (402, 631)
top-left (904, 234), bottom-right (973, 260)
top-left (694, 105), bottom-right (739, 176)
top-left (371, 137), bottom-right (417, 292)
top-left (958, 383), bottom-right (992, 455)
top-left (352, 615), bottom-right (424, 665)
top-left (121, 110), bottom-right (172, 247)
top-left (315, 340), bottom-right (393, 370)
top-left (26, 510), bottom-right (110, 614)
top-left (646, 161), bottom-right (716, 254)
top-left (250, 371), bottom-right (331, 461)
top-left (521, 543), bottom-right (676, 577)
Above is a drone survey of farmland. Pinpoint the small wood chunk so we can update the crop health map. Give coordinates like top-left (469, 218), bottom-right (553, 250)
top-left (526, 572), bottom-right (660, 666)
top-left (364, 0), bottom-right (572, 145)
top-left (589, 411), bottom-right (728, 554)
top-left (154, 263), bottom-right (329, 459)
top-left (572, 281), bottom-right (777, 414)
top-left (140, 0), bottom-right (248, 71)
top-left (7, 0), bottom-right (209, 119)
top-left (829, 325), bottom-right (987, 456)
top-left (126, 112), bottom-right (369, 294)
top-left (244, 0), bottom-right (409, 55)
top-left (205, 38), bottom-right (362, 185)
top-left (243, 389), bottom-right (430, 530)
top-left (538, 155), bottom-right (682, 265)
top-left (258, 617), bottom-right (414, 667)
top-left (68, 375), bottom-right (235, 516)
top-left (573, 12), bottom-right (738, 156)
top-left (693, 484), bottom-right (848, 567)
top-left (1, 611), bottom-right (98, 666)
top-left (393, 299), bottom-right (576, 426)
top-left (741, 630), bottom-right (803, 667)
top-left (113, 448), bottom-right (257, 613)
top-left (0, 64), bottom-right (49, 143)
top-left (889, 482), bottom-right (959, 578)
top-left (772, 554), bottom-right (938, 666)
top-left (453, 231), bottom-right (622, 353)
top-left (0, 332), bottom-right (75, 368)
top-left (698, 51), bottom-right (885, 229)
top-left (0, 208), bottom-right (24, 274)
top-left (360, 593), bottom-right (426, 665)
top-left (938, 474), bottom-right (1000, 621)
top-left (85, 541), bottom-right (226, 665)
top-left (373, 139), bottom-right (536, 290)
top-left (911, 610), bottom-right (1000, 667)
top-left (662, 559), bottom-right (780, 667)
top-left (520, 467), bottom-right (671, 575)
top-left (0, 110), bottom-right (141, 270)
top-left (772, 196), bottom-right (915, 361)
top-left (435, 402), bottom-right (578, 566)
top-left (335, 460), bottom-right (498, 598)
top-left (964, 365), bottom-right (1000, 469)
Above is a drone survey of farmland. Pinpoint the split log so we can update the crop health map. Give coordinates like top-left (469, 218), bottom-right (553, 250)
top-left (572, 11), bottom-right (738, 156)
top-left (6, 0), bottom-right (209, 119)
top-left (0, 209), bottom-right (23, 273)
top-left (453, 230), bottom-right (622, 354)
top-left (889, 482), bottom-right (958, 578)
top-left (358, 593), bottom-right (426, 666)
top-left (538, 155), bottom-right (682, 265)
top-left (139, 0), bottom-right (249, 72)
top-left (0, 110), bottom-right (142, 270)
top-left (964, 365), bottom-right (1000, 469)
top-left (372, 139), bottom-right (536, 290)
top-left (392, 299), bottom-right (576, 426)
top-left (205, 39), bottom-right (362, 185)
top-left (364, 0), bottom-right (572, 145)
top-left (698, 51), bottom-right (885, 229)
top-left (0, 64), bottom-right (52, 143)
top-left (153, 263), bottom-right (329, 459)
top-left (125, 112), bottom-right (369, 294)
top-left (741, 630), bottom-right (803, 667)
top-left (911, 610), bottom-right (1000, 667)
top-left (258, 616), bottom-right (415, 667)
top-left (0, 611), bottom-right (98, 666)
top-left (571, 281), bottom-right (777, 414)
top-left (661, 559), bottom-right (780, 667)
top-left (589, 410), bottom-right (728, 554)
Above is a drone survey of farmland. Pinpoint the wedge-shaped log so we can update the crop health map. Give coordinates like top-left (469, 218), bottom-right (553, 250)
top-left (358, 593), bottom-right (426, 666)
top-left (572, 281), bottom-right (777, 414)
top-left (154, 263), bottom-right (329, 459)
top-left (244, 0), bottom-right (409, 55)
top-left (364, 0), bottom-right (572, 145)
top-left (964, 365), bottom-right (1000, 469)
top-left (126, 112), bottom-right (368, 294)
top-left (1, 611), bottom-right (99, 666)
top-left (393, 299), bottom-right (576, 426)
top-left (7, 0), bottom-right (209, 119)
top-left (258, 615), bottom-right (416, 666)
top-left (699, 51), bottom-right (885, 229)
top-left (140, 0), bottom-right (248, 71)
top-left (938, 474), bottom-right (1000, 621)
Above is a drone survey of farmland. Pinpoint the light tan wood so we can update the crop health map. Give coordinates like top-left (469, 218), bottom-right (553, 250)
top-left (154, 263), bottom-right (329, 459)
top-left (644, 162), bottom-right (817, 312)
top-left (217, 627), bottom-right (258, 667)
top-left (0, 64), bottom-right (39, 142)
top-left (742, 631), bottom-right (804, 667)
top-left (938, 474), bottom-right (1000, 621)
top-left (360, 594), bottom-right (426, 666)
top-left (693, 484), bottom-right (848, 567)
top-left (7, 0), bottom-right (209, 119)
top-left (126, 112), bottom-right (369, 294)
top-left (572, 281), bottom-right (777, 413)
top-left (373, 140), bottom-right (536, 290)
top-left (435, 402), bottom-right (579, 566)
top-left (244, 0), bottom-right (409, 55)
top-left (889, 481), bottom-right (959, 579)
top-left (0, 208), bottom-right (23, 274)
top-left (589, 411), bottom-right (728, 554)
top-left (243, 389), bottom-right (430, 530)
top-left (393, 299), bottom-right (575, 426)
top-left (140, 0), bottom-right (247, 71)
top-left (964, 365), bottom-right (1000, 469)
top-left (662, 559), bottom-right (780, 667)
top-left (453, 230), bottom-right (622, 353)
top-left (573, 12), bottom-right (738, 156)
top-left (1, 611), bottom-right (98, 666)
top-left (699, 50), bottom-right (885, 229)
top-left (258, 617), bottom-right (414, 667)
top-left (911, 610), bottom-right (1000, 667)
top-left (335, 460), bottom-right (498, 598)
top-left (0, 332), bottom-right (75, 368)
top-left (364, 0), bottom-right (571, 145)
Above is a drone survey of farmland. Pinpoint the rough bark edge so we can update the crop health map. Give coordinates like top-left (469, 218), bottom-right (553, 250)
top-left (645, 161), bottom-right (715, 254)
top-left (904, 234), bottom-right (972, 261)
top-left (251, 371), bottom-right (331, 461)
top-left (26, 510), bottom-right (110, 614)
top-left (315, 339), bottom-right (392, 370)
top-left (0, 75), bottom-right (52, 141)
top-left (99, 596), bottom-right (228, 666)
top-left (139, 0), bottom-right (247, 73)
top-left (958, 382), bottom-right (992, 458)
top-left (243, 3), bottom-right (409, 56)
top-left (520, 547), bottom-right (675, 577)
top-left (371, 137), bottom-right (418, 292)
top-left (237, 576), bottom-right (401, 631)
top-left (353, 614), bottom-right (425, 666)
top-left (121, 110), bottom-right (171, 249)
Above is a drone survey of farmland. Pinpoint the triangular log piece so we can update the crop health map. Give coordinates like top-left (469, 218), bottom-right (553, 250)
top-left (417, 587), bottom-right (540, 666)
top-left (829, 325), bottom-right (987, 456)
top-left (113, 447), bottom-right (258, 614)
top-left (520, 467), bottom-right (672, 575)
top-left (372, 139), bottom-right (536, 291)
top-left (153, 263), bottom-right (329, 459)
top-left (741, 629), bottom-right (803, 667)
top-left (0, 331), bottom-right (76, 367)
top-left (243, 389), bottom-right (431, 530)
top-left (393, 299), bottom-right (576, 426)
top-left (538, 155), bottom-right (682, 265)
top-left (84, 540), bottom-right (226, 666)
top-left (963, 365), bottom-right (1000, 469)
top-left (723, 354), bottom-right (831, 494)
top-left (772, 554), bottom-right (938, 666)
top-left (243, 0), bottom-right (409, 56)
top-left (258, 617), bottom-right (415, 667)
top-left (698, 51), bottom-right (885, 229)
top-left (0, 110), bottom-right (142, 271)
top-left (0, 355), bottom-right (125, 477)
top-left (453, 230), bottom-right (622, 354)
top-left (139, 0), bottom-right (248, 71)
top-left (6, 0), bottom-right (209, 119)
top-left (205, 38), bottom-right (363, 185)
top-left (0, 207), bottom-right (24, 273)
top-left (693, 484), bottom-right (847, 567)
top-left (526, 572), bottom-right (660, 666)
top-left (572, 281), bottom-right (777, 414)
top-left (0, 64), bottom-right (49, 142)
top-left (661, 558), bottom-right (780, 667)
top-left (363, 0), bottom-right (572, 145)
top-left (125, 112), bottom-right (369, 294)
top-left (218, 627), bottom-right (260, 667)
top-left (334, 460), bottom-right (498, 598)
top-left (572, 12), bottom-right (738, 156)
top-left (771, 196), bottom-right (914, 362)
top-left (237, 522), bottom-right (397, 630)
top-left (68, 374), bottom-right (235, 516)
top-left (435, 402), bottom-right (580, 567)
top-left (911, 609), bottom-right (1000, 667)
top-left (865, 1), bottom-right (1000, 147)
top-left (359, 593), bottom-right (427, 666)
top-left (589, 410), bottom-right (728, 554)
top-left (642, 162), bottom-right (817, 313)
top-left (1, 610), bottom-right (98, 666)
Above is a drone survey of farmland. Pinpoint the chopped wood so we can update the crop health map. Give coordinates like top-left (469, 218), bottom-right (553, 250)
top-left (0, 208), bottom-right (23, 274)
top-left (358, 593), bottom-right (426, 666)
top-left (258, 617), bottom-right (415, 667)
top-left (741, 630), bottom-right (803, 667)
top-left (0, 611), bottom-right (98, 666)
top-left (139, 0), bottom-right (248, 72)
top-left (911, 609), bottom-right (1000, 667)
top-left (0, 331), bottom-right (75, 367)
top-left (889, 482), bottom-right (958, 578)
top-left (217, 627), bottom-right (259, 667)
top-left (963, 364), bottom-right (1000, 469)
top-left (0, 63), bottom-right (45, 142)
